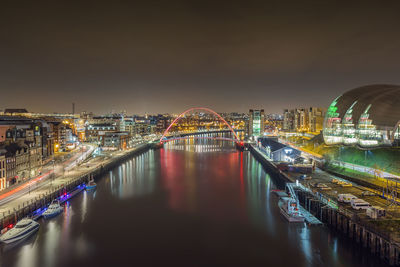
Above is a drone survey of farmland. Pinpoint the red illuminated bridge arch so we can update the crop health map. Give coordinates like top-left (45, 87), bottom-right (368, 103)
top-left (160, 107), bottom-right (240, 143)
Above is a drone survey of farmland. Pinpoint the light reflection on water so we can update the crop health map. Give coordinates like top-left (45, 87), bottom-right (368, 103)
top-left (43, 221), bottom-right (58, 267)
top-left (109, 150), bottom-right (156, 199)
top-left (16, 239), bottom-right (38, 267)
top-left (0, 135), bottom-right (387, 267)
top-left (81, 192), bottom-right (87, 223)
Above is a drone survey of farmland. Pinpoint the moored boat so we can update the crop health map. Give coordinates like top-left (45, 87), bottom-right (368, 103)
top-left (278, 197), bottom-right (305, 223)
top-left (42, 199), bottom-right (63, 219)
top-left (0, 218), bottom-right (39, 244)
top-left (86, 175), bottom-right (97, 191)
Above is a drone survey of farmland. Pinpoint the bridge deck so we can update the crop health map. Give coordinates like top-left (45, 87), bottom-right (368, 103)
top-left (162, 136), bottom-right (238, 143)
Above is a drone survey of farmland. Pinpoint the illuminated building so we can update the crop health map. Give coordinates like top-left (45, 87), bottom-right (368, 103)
top-left (50, 121), bottom-right (67, 152)
top-left (248, 109), bottom-right (265, 137)
top-left (86, 123), bottom-right (117, 143)
top-left (0, 151), bottom-right (6, 190)
top-left (323, 84), bottom-right (400, 147)
top-left (156, 115), bottom-right (171, 133)
top-left (5, 151), bottom-right (16, 187)
top-left (265, 114), bottom-right (283, 133)
top-left (283, 107), bottom-right (326, 133)
top-left (308, 107), bottom-right (326, 133)
top-left (283, 109), bottom-right (295, 131)
top-left (100, 131), bottom-right (129, 150)
top-left (123, 117), bottom-right (134, 137)
top-left (0, 142), bottom-right (36, 183)
top-left (90, 114), bottom-right (126, 131)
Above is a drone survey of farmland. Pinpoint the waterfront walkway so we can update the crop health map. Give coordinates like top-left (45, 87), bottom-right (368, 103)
top-left (0, 143), bottom-right (149, 220)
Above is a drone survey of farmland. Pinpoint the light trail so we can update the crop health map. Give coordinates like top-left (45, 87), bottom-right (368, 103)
top-left (0, 171), bottom-right (52, 201)
top-left (0, 144), bottom-right (96, 206)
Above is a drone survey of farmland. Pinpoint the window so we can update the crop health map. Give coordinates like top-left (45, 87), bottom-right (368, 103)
top-left (15, 222), bottom-right (31, 228)
top-left (342, 101), bottom-right (357, 145)
top-left (357, 104), bottom-right (381, 147)
top-left (323, 96), bottom-right (343, 144)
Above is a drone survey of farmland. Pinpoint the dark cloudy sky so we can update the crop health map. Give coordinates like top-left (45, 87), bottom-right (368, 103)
top-left (1, 1), bottom-right (400, 115)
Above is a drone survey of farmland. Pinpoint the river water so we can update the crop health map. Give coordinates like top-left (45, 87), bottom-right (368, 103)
top-left (0, 135), bottom-right (387, 267)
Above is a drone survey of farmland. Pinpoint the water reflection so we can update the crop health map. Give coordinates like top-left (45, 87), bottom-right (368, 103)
top-left (109, 151), bottom-right (156, 199)
top-left (81, 192), bottom-right (87, 223)
top-left (264, 177), bottom-right (276, 235)
top-left (43, 221), bottom-right (58, 267)
top-left (0, 135), bottom-right (388, 267)
top-left (60, 202), bottom-right (72, 260)
top-left (16, 239), bottom-right (38, 267)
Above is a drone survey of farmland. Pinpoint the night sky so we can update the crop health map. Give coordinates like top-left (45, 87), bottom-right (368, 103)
top-left (2, 1), bottom-right (400, 115)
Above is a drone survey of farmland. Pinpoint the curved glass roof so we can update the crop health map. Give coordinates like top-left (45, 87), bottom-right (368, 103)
top-left (334, 84), bottom-right (400, 129)
top-left (324, 84), bottom-right (400, 147)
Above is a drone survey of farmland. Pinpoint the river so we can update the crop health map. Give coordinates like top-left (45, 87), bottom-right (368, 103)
top-left (0, 134), bottom-right (387, 267)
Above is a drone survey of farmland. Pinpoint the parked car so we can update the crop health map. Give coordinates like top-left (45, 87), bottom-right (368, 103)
top-left (332, 178), bottom-right (340, 184)
top-left (338, 193), bottom-right (357, 203)
top-left (366, 206), bottom-right (386, 219)
top-left (340, 182), bottom-right (352, 187)
top-left (351, 198), bottom-right (371, 210)
top-left (313, 183), bottom-right (332, 190)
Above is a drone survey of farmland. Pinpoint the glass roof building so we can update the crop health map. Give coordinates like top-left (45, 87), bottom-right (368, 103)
top-left (323, 84), bottom-right (400, 148)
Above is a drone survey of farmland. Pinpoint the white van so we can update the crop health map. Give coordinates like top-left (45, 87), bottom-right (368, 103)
top-left (366, 206), bottom-right (386, 219)
top-left (351, 199), bottom-right (371, 210)
top-left (337, 194), bottom-right (356, 203)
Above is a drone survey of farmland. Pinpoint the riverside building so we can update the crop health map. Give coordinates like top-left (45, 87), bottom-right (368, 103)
top-left (323, 84), bottom-right (400, 148)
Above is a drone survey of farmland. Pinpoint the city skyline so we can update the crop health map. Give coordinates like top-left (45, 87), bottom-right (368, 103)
top-left (3, 1), bottom-right (400, 114)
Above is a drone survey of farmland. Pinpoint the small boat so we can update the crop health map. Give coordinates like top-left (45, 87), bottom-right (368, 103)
top-left (42, 200), bottom-right (63, 219)
top-left (0, 218), bottom-right (39, 244)
top-left (278, 197), bottom-right (305, 223)
top-left (86, 176), bottom-right (97, 191)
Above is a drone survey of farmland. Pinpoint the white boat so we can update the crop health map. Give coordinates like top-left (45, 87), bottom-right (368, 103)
top-left (42, 199), bottom-right (63, 219)
top-left (278, 197), bottom-right (305, 223)
top-left (0, 218), bottom-right (39, 244)
top-left (86, 175), bottom-right (97, 191)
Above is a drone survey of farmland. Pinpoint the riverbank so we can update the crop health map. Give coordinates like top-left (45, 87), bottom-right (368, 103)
top-left (0, 143), bottom-right (151, 230)
top-left (250, 144), bottom-right (400, 266)
top-left (0, 144), bottom-right (94, 202)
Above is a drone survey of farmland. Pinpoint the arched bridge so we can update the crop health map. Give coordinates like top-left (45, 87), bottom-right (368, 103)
top-left (161, 136), bottom-right (238, 143)
top-left (160, 107), bottom-right (243, 146)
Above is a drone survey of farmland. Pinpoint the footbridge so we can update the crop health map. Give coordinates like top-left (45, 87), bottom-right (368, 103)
top-left (159, 107), bottom-right (244, 147)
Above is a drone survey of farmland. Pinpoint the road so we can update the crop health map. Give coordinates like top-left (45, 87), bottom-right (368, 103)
top-left (331, 160), bottom-right (400, 179)
top-left (0, 143), bottom-right (148, 220)
top-left (0, 144), bottom-right (95, 207)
